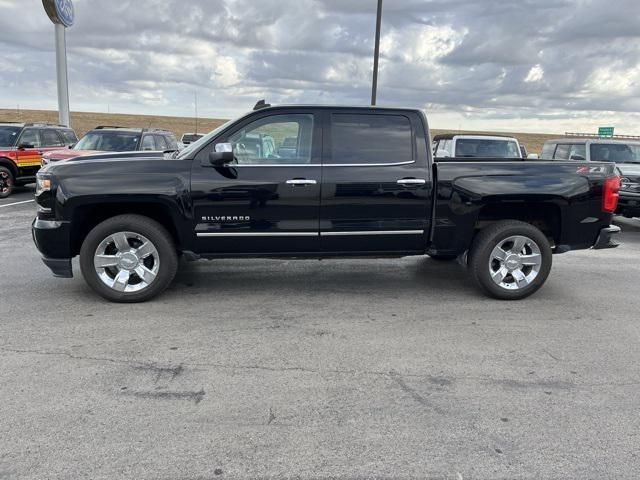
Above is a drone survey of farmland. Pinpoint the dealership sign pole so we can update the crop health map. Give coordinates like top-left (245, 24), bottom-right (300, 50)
top-left (42, 0), bottom-right (75, 127)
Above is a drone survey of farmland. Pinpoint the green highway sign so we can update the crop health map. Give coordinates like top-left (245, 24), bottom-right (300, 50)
top-left (598, 127), bottom-right (614, 137)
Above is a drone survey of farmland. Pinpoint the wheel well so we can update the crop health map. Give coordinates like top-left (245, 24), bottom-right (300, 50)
top-left (474, 203), bottom-right (561, 245)
top-left (70, 203), bottom-right (182, 256)
top-left (0, 157), bottom-right (18, 177)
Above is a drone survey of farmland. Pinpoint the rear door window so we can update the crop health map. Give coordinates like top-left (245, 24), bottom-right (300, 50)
top-left (42, 129), bottom-right (64, 147)
top-left (18, 129), bottom-right (42, 148)
top-left (141, 135), bottom-right (156, 151)
top-left (568, 144), bottom-right (586, 160)
top-left (154, 135), bottom-right (168, 150)
top-left (541, 143), bottom-right (556, 159)
top-left (553, 144), bottom-right (571, 160)
top-left (329, 113), bottom-right (413, 164)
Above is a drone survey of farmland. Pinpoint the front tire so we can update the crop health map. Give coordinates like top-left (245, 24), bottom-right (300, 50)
top-left (80, 215), bottom-right (178, 303)
top-left (468, 220), bottom-right (552, 300)
top-left (0, 166), bottom-right (14, 198)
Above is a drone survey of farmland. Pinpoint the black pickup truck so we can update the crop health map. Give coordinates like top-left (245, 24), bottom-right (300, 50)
top-left (33, 104), bottom-right (621, 302)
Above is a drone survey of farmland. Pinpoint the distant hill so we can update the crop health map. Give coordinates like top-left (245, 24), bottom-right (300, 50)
top-left (1, 108), bottom-right (562, 153)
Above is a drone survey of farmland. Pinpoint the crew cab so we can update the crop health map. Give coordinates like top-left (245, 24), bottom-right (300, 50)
top-left (42, 126), bottom-right (179, 164)
top-left (33, 104), bottom-right (621, 303)
top-left (0, 122), bottom-right (77, 198)
top-left (542, 138), bottom-right (640, 218)
top-left (433, 134), bottom-right (524, 159)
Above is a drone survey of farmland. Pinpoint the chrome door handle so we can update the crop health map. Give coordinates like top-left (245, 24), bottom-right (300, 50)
top-left (286, 179), bottom-right (317, 186)
top-left (397, 178), bottom-right (426, 185)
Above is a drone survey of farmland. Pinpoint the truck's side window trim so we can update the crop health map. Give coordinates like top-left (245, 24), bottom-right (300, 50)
top-left (324, 112), bottom-right (416, 167)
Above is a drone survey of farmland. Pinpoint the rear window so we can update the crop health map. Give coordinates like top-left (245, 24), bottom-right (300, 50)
top-left (454, 139), bottom-right (520, 158)
top-left (60, 129), bottom-right (78, 144)
top-left (590, 143), bottom-right (640, 164)
top-left (75, 132), bottom-right (141, 152)
top-left (330, 114), bottom-right (413, 164)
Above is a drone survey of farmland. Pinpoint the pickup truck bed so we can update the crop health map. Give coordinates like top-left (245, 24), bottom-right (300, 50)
top-left (32, 105), bottom-right (621, 302)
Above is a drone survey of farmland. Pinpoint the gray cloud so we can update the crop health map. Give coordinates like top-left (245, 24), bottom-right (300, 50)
top-left (1, 0), bottom-right (639, 133)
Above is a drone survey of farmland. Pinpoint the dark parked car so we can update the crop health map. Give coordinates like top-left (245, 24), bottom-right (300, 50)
top-left (542, 138), bottom-right (640, 217)
top-left (0, 122), bottom-right (77, 197)
top-left (33, 104), bottom-right (620, 302)
top-left (42, 126), bottom-right (179, 164)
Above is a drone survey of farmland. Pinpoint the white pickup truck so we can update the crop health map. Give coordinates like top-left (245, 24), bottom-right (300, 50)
top-left (432, 134), bottom-right (534, 159)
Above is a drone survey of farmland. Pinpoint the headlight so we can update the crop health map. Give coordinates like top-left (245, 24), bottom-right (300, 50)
top-left (36, 174), bottom-right (52, 195)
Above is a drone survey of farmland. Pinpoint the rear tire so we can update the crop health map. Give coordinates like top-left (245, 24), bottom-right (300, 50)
top-left (468, 220), bottom-right (552, 300)
top-left (0, 166), bottom-right (14, 198)
top-left (80, 214), bottom-right (178, 303)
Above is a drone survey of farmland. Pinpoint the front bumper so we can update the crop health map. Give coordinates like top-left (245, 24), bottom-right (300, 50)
top-left (592, 225), bottom-right (621, 250)
top-left (42, 257), bottom-right (73, 278)
top-left (616, 191), bottom-right (640, 217)
top-left (32, 217), bottom-right (74, 277)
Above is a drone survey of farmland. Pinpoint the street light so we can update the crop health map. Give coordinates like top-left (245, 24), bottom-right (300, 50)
top-left (371, 0), bottom-right (383, 106)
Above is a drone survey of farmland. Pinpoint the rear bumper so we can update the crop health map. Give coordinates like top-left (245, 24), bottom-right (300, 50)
top-left (592, 225), bottom-right (621, 250)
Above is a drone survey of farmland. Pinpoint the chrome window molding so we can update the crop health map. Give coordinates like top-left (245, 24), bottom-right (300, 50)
top-left (323, 160), bottom-right (415, 167)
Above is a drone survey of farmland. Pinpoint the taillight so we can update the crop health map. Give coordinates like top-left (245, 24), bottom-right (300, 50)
top-left (602, 175), bottom-right (621, 213)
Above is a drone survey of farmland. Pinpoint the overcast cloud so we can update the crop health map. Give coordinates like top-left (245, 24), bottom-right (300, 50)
top-left (1, 0), bottom-right (639, 133)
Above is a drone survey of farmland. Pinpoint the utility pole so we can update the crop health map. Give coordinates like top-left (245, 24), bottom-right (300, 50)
top-left (371, 0), bottom-right (383, 105)
top-left (194, 90), bottom-right (199, 134)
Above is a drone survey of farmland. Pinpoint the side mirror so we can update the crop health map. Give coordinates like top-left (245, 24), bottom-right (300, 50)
top-left (527, 153), bottom-right (539, 159)
top-left (68, 144), bottom-right (75, 149)
top-left (435, 149), bottom-right (451, 158)
top-left (18, 143), bottom-right (34, 150)
top-left (209, 143), bottom-right (234, 166)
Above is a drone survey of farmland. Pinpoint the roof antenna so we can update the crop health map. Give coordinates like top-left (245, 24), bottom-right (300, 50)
top-left (253, 99), bottom-right (271, 110)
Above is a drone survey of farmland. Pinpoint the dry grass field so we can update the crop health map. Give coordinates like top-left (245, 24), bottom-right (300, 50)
top-left (1, 108), bottom-right (563, 154)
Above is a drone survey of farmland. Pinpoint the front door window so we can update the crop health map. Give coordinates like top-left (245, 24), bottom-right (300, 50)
top-left (228, 114), bottom-right (314, 165)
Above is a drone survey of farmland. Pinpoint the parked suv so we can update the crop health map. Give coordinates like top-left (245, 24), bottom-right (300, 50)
top-left (433, 134), bottom-right (524, 158)
top-left (542, 138), bottom-right (640, 217)
top-left (0, 122), bottom-right (77, 198)
top-left (42, 126), bottom-right (179, 164)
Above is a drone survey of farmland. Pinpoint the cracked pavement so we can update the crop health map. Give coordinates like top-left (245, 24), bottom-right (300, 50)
top-left (1, 186), bottom-right (640, 479)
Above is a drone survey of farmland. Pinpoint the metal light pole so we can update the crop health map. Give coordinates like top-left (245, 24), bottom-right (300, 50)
top-left (371, 0), bottom-right (383, 106)
top-left (55, 23), bottom-right (71, 126)
top-left (43, 0), bottom-right (75, 127)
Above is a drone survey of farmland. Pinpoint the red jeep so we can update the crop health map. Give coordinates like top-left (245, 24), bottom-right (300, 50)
top-left (0, 122), bottom-right (77, 198)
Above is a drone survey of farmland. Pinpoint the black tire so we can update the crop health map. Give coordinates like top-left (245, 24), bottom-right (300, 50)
top-left (428, 253), bottom-right (458, 261)
top-left (468, 220), bottom-right (552, 300)
top-left (0, 166), bottom-right (14, 198)
top-left (80, 214), bottom-right (178, 303)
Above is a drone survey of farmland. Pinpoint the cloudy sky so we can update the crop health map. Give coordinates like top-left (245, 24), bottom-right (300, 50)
top-left (1, 0), bottom-right (640, 133)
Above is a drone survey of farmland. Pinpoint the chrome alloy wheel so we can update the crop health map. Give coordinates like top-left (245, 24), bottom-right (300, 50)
top-left (93, 231), bottom-right (160, 293)
top-left (489, 235), bottom-right (542, 290)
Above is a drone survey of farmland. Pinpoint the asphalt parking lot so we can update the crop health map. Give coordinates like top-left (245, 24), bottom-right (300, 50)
top-left (1, 185), bottom-right (639, 479)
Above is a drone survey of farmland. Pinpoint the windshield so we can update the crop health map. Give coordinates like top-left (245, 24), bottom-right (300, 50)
top-left (590, 143), bottom-right (640, 164)
top-left (0, 126), bottom-right (21, 148)
top-left (182, 134), bottom-right (203, 143)
top-left (177, 119), bottom-right (236, 159)
top-left (75, 132), bottom-right (141, 152)
top-left (455, 138), bottom-right (521, 158)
